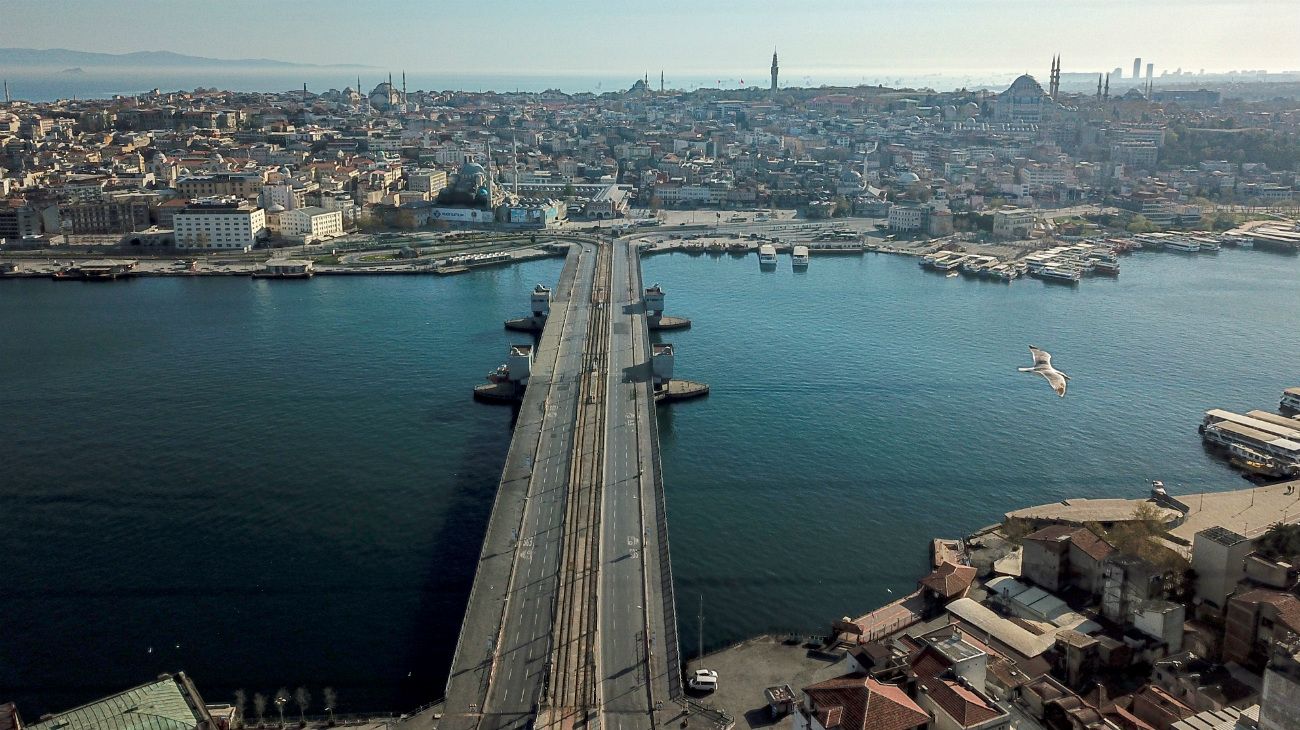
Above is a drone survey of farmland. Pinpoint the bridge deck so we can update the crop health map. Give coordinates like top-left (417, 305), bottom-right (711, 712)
top-left (436, 239), bottom-right (679, 730)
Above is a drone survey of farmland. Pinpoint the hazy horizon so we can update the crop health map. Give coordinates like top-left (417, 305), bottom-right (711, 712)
top-left (3, 0), bottom-right (1299, 80)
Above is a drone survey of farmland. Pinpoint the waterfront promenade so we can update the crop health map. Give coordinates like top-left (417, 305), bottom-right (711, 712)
top-left (435, 237), bottom-right (678, 730)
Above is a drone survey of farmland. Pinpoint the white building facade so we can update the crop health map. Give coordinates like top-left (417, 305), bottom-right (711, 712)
top-left (280, 206), bottom-right (344, 242)
top-left (173, 200), bottom-right (267, 250)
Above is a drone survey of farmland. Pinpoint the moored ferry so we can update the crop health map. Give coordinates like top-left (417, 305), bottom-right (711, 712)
top-left (1282, 388), bottom-right (1300, 414)
top-left (758, 244), bottom-right (778, 266)
top-left (1162, 236), bottom-right (1200, 253)
top-left (1034, 265), bottom-right (1082, 283)
top-left (791, 245), bottom-right (809, 268)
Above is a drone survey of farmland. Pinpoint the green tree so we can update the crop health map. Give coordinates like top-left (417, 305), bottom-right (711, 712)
top-left (1126, 214), bottom-right (1158, 233)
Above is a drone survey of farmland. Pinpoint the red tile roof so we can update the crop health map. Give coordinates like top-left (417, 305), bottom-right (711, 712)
top-left (803, 675), bottom-right (930, 730)
top-left (1070, 528), bottom-right (1116, 562)
top-left (910, 647), bottom-right (1006, 728)
top-left (918, 676), bottom-right (1004, 728)
top-left (919, 562), bottom-right (978, 599)
top-left (1024, 525), bottom-right (1115, 562)
top-left (1234, 588), bottom-right (1300, 634)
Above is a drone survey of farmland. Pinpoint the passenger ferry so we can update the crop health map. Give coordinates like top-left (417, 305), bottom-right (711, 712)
top-left (933, 255), bottom-right (968, 272)
top-left (1281, 388), bottom-right (1300, 414)
top-left (1201, 410), bottom-right (1300, 467)
top-left (758, 244), bottom-right (778, 266)
top-left (1034, 265), bottom-right (1082, 283)
top-left (1190, 236), bottom-right (1221, 252)
top-left (1162, 236), bottom-right (1201, 253)
top-left (1092, 259), bottom-right (1120, 275)
top-left (791, 245), bottom-right (809, 268)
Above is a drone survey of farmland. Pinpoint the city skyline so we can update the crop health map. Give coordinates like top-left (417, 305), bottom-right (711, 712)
top-left (3, 0), bottom-right (1300, 78)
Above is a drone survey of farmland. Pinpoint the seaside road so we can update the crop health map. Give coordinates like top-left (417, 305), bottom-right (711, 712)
top-left (440, 240), bottom-right (597, 730)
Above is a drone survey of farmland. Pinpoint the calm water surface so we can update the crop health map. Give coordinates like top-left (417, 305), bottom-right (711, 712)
top-left (2, 248), bottom-right (1297, 714)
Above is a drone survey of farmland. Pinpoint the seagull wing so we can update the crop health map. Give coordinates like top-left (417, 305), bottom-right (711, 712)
top-left (1029, 346), bottom-right (1053, 368)
top-left (1040, 368), bottom-right (1068, 397)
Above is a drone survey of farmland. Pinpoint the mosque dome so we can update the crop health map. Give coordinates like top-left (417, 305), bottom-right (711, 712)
top-left (1005, 74), bottom-right (1045, 97)
top-left (897, 171), bottom-right (921, 184)
top-left (267, 203), bottom-right (286, 214)
top-left (839, 169), bottom-right (863, 183)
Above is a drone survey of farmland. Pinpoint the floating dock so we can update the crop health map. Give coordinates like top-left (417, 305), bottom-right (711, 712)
top-left (654, 379), bottom-right (709, 403)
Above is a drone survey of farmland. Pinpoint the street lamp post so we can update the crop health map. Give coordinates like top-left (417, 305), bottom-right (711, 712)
top-left (275, 697), bottom-right (287, 728)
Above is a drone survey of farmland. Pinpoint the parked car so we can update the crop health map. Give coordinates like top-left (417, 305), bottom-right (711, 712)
top-left (688, 669), bottom-right (718, 692)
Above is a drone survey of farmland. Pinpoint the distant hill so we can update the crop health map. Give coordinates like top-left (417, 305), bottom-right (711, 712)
top-left (0, 47), bottom-right (372, 69)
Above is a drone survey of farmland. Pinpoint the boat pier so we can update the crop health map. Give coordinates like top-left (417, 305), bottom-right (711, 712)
top-left (440, 237), bottom-right (693, 730)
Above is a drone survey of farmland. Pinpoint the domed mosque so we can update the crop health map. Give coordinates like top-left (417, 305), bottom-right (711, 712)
top-left (995, 74), bottom-right (1051, 122)
top-left (368, 80), bottom-right (401, 113)
top-left (436, 160), bottom-right (504, 208)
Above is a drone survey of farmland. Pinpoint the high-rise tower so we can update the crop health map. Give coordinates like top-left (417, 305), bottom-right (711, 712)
top-left (1133, 57), bottom-right (1142, 83)
top-left (770, 49), bottom-right (779, 91)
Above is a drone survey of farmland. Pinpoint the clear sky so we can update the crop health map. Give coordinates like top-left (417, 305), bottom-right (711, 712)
top-left (3, 0), bottom-right (1298, 77)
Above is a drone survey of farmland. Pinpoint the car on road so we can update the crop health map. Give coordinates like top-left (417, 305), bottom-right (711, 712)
top-left (687, 669), bottom-right (718, 692)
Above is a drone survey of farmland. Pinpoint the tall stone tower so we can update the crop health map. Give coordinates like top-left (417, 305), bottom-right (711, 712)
top-left (770, 49), bottom-right (779, 91)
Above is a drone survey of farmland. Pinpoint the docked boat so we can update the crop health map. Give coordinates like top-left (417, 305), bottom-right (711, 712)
top-left (933, 255), bottom-right (968, 272)
top-left (1282, 387), bottom-right (1300, 414)
top-left (990, 265), bottom-right (1019, 282)
top-left (52, 262), bottom-right (136, 281)
top-left (791, 245), bottom-right (809, 268)
top-left (486, 364), bottom-right (511, 383)
top-left (1228, 445), bottom-right (1299, 479)
top-left (1163, 236), bottom-right (1200, 253)
top-left (1035, 265), bottom-right (1082, 283)
top-left (1092, 259), bottom-right (1120, 275)
top-left (1191, 236), bottom-right (1221, 252)
top-left (758, 244), bottom-right (778, 266)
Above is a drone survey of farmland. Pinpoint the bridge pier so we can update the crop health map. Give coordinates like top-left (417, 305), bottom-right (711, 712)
top-left (644, 284), bottom-right (691, 331)
top-left (650, 343), bottom-right (709, 404)
top-left (472, 343), bottom-right (534, 403)
top-left (505, 283), bottom-right (553, 332)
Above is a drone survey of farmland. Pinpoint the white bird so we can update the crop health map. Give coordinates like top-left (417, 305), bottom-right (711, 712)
top-left (1018, 345), bottom-right (1070, 397)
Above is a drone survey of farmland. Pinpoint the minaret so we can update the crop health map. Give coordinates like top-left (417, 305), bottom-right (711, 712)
top-left (3, 79), bottom-right (8, 105)
top-left (511, 132), bottom-right (519, 197)
top-left (770, 48), bottom-right (779, 91)
top-left (1103, 73), bottom-right (1110, 100)
top-left (660, 70), bottom-right (664, 93)
top-left (401, 71), bottom-right (407, 111)
top-left (1096, 73), bottom-right (1102, 100)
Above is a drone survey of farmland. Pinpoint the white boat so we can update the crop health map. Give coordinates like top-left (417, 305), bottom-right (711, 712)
top-left (758, 244), bottom-right (778, 266)
top-left (791, 245), bottom-right (809, 268)
top-left (1036, 265), bottom-right (1082, 283)
top-left (1282, 388), bottom-right (1300, 414)
top-left (1163, 236), bottom-right (1200, 252)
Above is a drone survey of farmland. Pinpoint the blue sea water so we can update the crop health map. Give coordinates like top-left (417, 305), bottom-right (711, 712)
top-left (1, 247), bottom-right (1298, 715)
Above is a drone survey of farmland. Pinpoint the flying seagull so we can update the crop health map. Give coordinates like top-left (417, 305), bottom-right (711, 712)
top-left (1019, 345), bottom-right (1070, 397)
